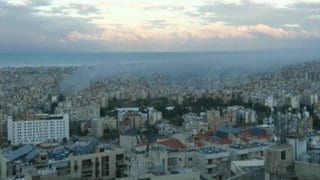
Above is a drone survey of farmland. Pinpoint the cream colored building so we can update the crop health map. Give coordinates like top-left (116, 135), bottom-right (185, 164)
top-left (195, 146), bottom-right (231, 180)
top-left (148, 110), bottom-right (163, 125)
top-left (91, 118), bottom-right (105, 137)
top-left (0, 142), bottom-right (127, 180)
top-left (55, 104), bottom-right (100, 122)
top-left (7, 114), bottom-right (69, 145)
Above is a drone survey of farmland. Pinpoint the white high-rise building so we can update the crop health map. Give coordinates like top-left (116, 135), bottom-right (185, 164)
top-left (7, 114), bottom-right (69, 145)
top-left (148, 110), bottom-right (162, 125)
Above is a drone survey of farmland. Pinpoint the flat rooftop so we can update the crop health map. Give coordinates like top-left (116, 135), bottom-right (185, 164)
top-left (13, 114), bottom-right (65, 121)
top-left (200, 146), bottom-right (227, 154)
top-left (230, 142), bottom-right (268, 150)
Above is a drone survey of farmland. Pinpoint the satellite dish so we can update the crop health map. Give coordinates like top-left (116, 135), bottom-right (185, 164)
top-left (297, 113), bottom-right (302, 119)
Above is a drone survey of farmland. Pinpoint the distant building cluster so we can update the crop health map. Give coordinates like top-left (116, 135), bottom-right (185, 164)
top-left (1, 61), bottom-right (320, 179)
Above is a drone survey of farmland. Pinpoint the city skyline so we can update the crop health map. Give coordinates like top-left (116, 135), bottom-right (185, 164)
top-left (0, 0), bottom-right (320, 52)
top-left (1, 1), bottom-right (320, 179)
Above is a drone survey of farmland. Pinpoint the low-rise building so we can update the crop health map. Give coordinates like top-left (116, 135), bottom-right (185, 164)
top-left (55, 103), bottom-right (100, 122)
top-left (229, 159), bottom-right (265, 180)
top-left (195, 146), bottom-right (230, 180)
top-left (0, 139), bottom-right (127, 180)
top-left (229, 142), bottom-right (269, 161)
top-left (118, 110), bottom-right (148, 132)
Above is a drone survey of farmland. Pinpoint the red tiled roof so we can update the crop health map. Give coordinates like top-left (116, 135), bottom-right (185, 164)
top-left (241, 136), bottom-right (250, 143)
top-left (158, 138), bottom-right (186, 150)
top-left (141, 141), bottom-right (154, 146)
top-left (196, 131), bottom-right (212, 139)
top-left (287, 133), bottom-right (304, 138)
top-left (216, 138), bottom-right (232, 145)
top-left (258, 133), bottom-right (271, 139)
top-left (195, 140), bottom-right (205, 148)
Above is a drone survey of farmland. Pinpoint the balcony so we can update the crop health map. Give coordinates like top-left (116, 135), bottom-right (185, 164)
top-left (206, 163), bottom-right (217, 168)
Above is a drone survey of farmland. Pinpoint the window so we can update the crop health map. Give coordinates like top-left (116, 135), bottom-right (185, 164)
top-left (281, 151), bottom-right (286, 160)
top-left (41, 156), bottom-right (47, 161)
top-left (168, 158), bottom-right (178, 168)
top-left (74, 164), bottom-right (79, 172)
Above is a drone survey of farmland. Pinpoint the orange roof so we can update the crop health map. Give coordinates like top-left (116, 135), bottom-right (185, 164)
top-left (158, 138), bottom-right (186, 150)
top-left (196, 131), bottom-right (212, 139)
top-left (216, 138), bottom-right (232, 145)
top-left (241, 136), bottom-right (250, 143)
top-left (195, 140), bottom-right (205, 148)
top-left (259, 133), bottom-right (271, 139)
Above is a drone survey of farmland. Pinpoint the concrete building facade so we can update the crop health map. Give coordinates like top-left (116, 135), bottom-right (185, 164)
top-left (7, 114), bottom-right (69, 145)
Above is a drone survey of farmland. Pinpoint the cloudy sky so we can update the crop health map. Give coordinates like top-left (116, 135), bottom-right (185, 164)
top-left (0, 0), bottom-right (320, 52)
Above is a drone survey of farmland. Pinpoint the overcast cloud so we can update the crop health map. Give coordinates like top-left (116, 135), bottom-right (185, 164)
top-left (0, 0), bottom-right (319, 52)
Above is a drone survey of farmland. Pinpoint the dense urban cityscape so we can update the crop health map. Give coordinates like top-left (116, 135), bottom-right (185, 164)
top-left (0, 59), bottom-right (320, 179)
top-left (2, 0), bottom-right (320, 179)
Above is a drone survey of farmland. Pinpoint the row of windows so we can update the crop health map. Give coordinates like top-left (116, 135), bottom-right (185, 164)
top-left (13, 123), bottom-right (66, 127)
top-left (13, 127), bottom-right (66, 130)
top-left (12, 129), bottom-right (67, 134)
top-left (12, 121), bottom-right (66, 127)
top-left (12, 125), bottom-right (66, 130)
top-left (13, 132), bottom-right (67, 136)
top-left (13, 134), bottom-right (66, 139)
top-left (13, 120), bottom-right (65, 124)
top-left (12, 138), bottom-right (64, 144)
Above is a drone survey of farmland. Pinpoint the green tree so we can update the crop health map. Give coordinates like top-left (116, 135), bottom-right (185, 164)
top-left (103, 128), bottom-right (119, 139)
top-left (69, 122), bottom-right (88, 136)
top-left (100, 107), bottom-right (107, 117)
top-left (313, 114), bottom-right (320, 130)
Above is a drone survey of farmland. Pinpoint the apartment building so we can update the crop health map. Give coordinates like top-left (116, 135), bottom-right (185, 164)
top-left (7, 114), bottom-right (69, 145)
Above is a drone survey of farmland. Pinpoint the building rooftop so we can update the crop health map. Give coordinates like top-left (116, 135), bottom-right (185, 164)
top-left (301, 150), bottom-right (320, 164)
top-left (158, 138), bottom-right (185, 151)
top-left (217, 126), bottom-right (242, 135)
top-left (196, 131), bottom-right (212, 139)
top-left (195, 140), bottom-right (205, 148)
top-left (168, 168), bottom-right (194, 175)
top-left (232, 159), bottom-right (264, 168)
top-left (116, 107), bottom-right (139, 112)
top-left (25, 150), bottom-right (39, 161)
top-left (80, 138), bottom-right (99, 155)
top-left (123, 129), bottom-right (138, 136)
top-left (4, 144), bottom-right (33, 161)
top-left (200, 146), bottom-right (227, 154)
top-left (48, 138), bottom-right (100, 161)
top-left (250, 128), bottom-right (267, 136)
top-left (12, 114), bottom-right (66, 121)
top-left (306, 131), bottom-right (320, 137)
top-left (215, 131), bottom-right (229, 139)
top-left (48, 146), bottom-right (70, 161)
top-left (230, 142), bottom-right (268, 150)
